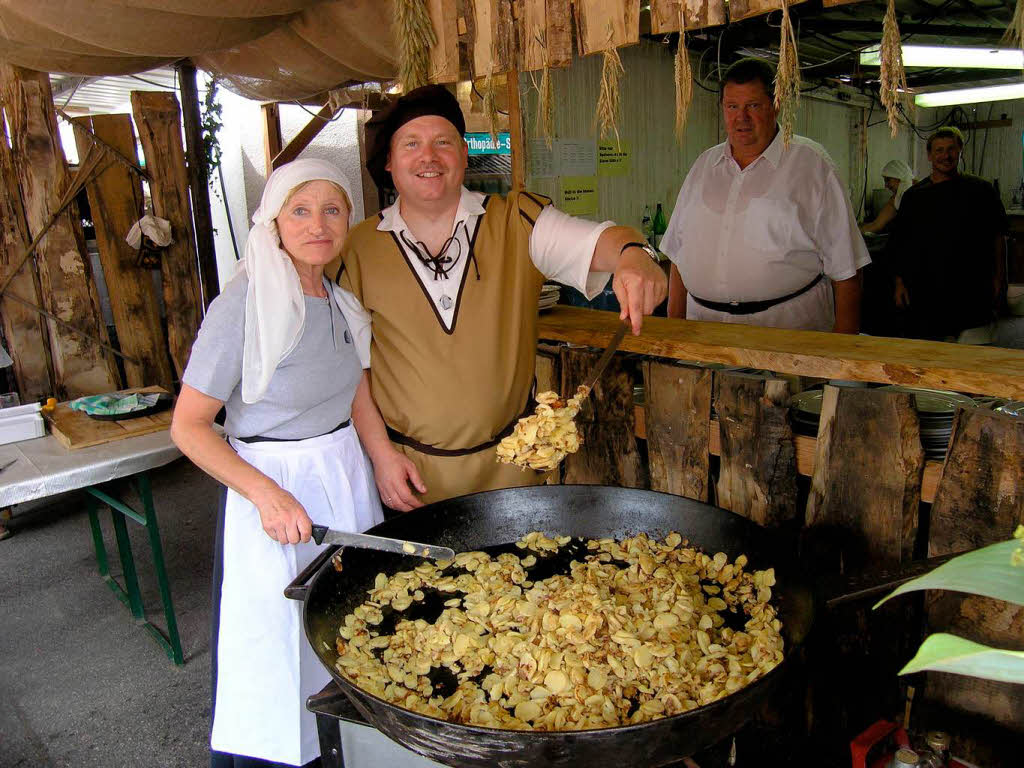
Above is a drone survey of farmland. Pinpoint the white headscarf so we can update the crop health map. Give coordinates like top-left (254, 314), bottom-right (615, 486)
top-left (881, 159), bottom-right (914, 210)
top-left (237, 158), bottom-right (357, 403)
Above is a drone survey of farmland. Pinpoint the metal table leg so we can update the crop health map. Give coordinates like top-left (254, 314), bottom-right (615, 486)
top-left (85, 471), bottom-right (184, 665)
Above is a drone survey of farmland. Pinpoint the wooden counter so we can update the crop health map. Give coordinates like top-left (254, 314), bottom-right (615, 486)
top-left (538, 306), bottom-right (1024, 399)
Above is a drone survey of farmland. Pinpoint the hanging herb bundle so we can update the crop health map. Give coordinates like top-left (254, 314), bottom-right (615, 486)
top-left (774, 0), bottom-right (801, 146)
top-left (395, 0), bottom-right (436, 92)
top-left (537, 64), bottom-right (554, 148)
top-left (596, 46), bottom-right (625, 145)
top-left (1005, 0), bottom-right (1024, 49)
top-left (482, 71), bottom-right (501, 144)
top-left (879, 0), bottom-right (907, 137)
top-left (674, 8), bottom-right (693, 144)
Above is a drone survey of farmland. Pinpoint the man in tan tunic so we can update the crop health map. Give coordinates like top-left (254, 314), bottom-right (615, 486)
top-left (333, 85), bottom-right (666, 508)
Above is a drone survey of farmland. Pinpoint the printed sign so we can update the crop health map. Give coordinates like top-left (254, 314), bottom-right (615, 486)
top-left (560, 176), bottom-right (598, 216)
top-left (598, 141), bottom-right (630, 176)
top-left (465, 132), bottom-right (511, 155)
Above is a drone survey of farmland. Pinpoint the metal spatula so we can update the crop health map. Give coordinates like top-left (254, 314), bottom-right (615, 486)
top-left (311, 525), bottom-right (454, 561)
top-left (579, 318), bottom-right (631, 395)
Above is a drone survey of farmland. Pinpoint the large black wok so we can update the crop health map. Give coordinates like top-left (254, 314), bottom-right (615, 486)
top-left (286, 485), bottom-right (815, 767)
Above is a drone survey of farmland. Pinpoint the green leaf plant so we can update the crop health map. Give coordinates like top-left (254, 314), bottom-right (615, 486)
top-left (873, 526), bottom-right (1024, 683)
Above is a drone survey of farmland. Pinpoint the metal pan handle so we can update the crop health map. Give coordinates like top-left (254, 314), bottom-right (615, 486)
top-left (284, 544), bottom-right (340, 601)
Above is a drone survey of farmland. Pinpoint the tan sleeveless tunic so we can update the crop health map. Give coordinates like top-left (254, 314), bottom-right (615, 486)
top-left (329, 192), bottom-right (553, 504)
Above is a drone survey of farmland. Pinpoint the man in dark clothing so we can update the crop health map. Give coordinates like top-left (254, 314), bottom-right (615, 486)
top-left (888, 126), bottom-right (1007, 341)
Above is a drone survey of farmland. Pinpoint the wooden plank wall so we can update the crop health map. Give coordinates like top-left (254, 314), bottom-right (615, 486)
top-left (73, 115), bottom-right (174, 392)
top-left (0, 100), bottom-right (53, 401)
top-left (0, 63), bottom-right (119, 399)
top-left (538, 346), bottom-right (1024, 757)
top-left (131, 91), bottom-right (203, 379)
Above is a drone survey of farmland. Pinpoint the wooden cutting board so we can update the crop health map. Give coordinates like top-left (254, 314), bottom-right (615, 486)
top-left (45, 386), bottom-right (174, 450)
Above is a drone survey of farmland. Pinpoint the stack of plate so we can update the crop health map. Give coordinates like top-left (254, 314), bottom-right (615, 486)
top-left (789, 390), bottom-right (824, 437)
top-left (789, 386), bottom-right (976, 459)
top-left (996, 401), bottom-right (1024, 418)
top-left (878, 386), bottom-right (975, 460)
top-left (539, 284), bottom-right (560, 312)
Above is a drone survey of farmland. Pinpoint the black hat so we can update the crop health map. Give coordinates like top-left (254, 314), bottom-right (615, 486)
top-left (365, 84), bottom-right (466, 191)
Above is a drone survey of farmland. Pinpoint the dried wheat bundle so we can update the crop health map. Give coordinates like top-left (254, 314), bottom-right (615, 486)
top-left (394, 0), bottom-right (436, 93)
top-left (674, 9), bottom-right (693, 144)
top-left (1004, 0), bottom-right (1024, 48)
top-left (879, 0), bottom-right (906, 137)
top-left (483, 71), bottom-right (500, 144)
top-left (538, 64), bottom-right (554, 147)
top-left (774, 0), bottom-right (801, 147)
top-left (596, 46), bottom-right (625, 145)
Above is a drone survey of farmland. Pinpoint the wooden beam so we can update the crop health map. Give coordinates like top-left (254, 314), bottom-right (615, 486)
top-left (272, 103), bottom-right (334, 170)
top-left (131, 91), bottom-right (203, 380)
top-left (0, 63), bottom-right (119, 398)
top-left (262, 102), bottom-right (283, 176)
top-left (561, 346), bottom-right (644, 487)
top-left (73, 114), bottom-right (173, 391)
top-left (805, 387), bottom-right (924, 567)
top-left (355, 109), bottom-right (381, 218)
top-left (714, 373), bottom-right (798, 526)
top-left (642, 361), bottom-right (711, 500)
top-left (176, 61), bottom-right (220, 309)
top-left (506, 68), bottom-right (526, 191)
top-left (634, 406), bottom-right (943, 504)
top-left (537, 306), bottom-right (1024, 399)
top-left (0, 101), bottom-right (54, 401)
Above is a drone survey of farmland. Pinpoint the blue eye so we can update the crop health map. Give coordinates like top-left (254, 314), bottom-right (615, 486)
top-left (292, 206), bottom-right (308, 215)
top-left (325, 206), bottom-right (340, 215)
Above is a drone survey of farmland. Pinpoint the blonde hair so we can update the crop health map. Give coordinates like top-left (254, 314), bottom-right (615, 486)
top-left (280, 179), bottom-right (352, 216)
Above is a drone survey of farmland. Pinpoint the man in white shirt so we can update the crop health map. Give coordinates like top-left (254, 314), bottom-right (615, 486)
top-left (661, 58), bottom-right (870, 333)
top-left (330, 85), bottom-right (666, 509)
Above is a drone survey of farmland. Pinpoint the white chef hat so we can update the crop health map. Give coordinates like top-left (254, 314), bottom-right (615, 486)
top-left (880, 159), bottom-right (915, 209)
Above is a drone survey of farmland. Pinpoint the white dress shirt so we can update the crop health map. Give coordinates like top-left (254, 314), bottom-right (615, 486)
top-left (334, 187), bottom-right (613, 367)
top-left (660, 131), bottom-right (871, 331)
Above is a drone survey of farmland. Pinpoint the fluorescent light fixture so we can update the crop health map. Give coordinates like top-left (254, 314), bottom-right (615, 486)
top-left (915, 81), bottom-right (1024, 107)
top-left (860, 44), bottom-right (1024, 69)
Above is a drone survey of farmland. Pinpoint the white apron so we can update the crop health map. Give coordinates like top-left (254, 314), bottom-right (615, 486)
top-left (211, 426), bottom-right (383, 766)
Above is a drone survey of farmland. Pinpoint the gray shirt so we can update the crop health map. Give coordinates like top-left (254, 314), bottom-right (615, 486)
top-left (182, 274), bottom-right (362, 439)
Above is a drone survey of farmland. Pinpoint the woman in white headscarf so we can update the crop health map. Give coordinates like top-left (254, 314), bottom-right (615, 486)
top-left (171, 159), bottom-right (383, 768)
top-left (861, 159), bottom-right (915, 234)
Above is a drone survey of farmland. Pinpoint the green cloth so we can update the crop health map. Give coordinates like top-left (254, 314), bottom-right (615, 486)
top-left (70, 393), bottom-right (159, 416)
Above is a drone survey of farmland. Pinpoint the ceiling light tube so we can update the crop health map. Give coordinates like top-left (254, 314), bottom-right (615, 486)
top-left (860, 44), bottom-right (1024, 69)
top-left (914, 82), bottom-right (1024, 107)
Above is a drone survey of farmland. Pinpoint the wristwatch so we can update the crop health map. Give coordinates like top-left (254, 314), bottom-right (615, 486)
top-left (619, 241), bottom-right (660, 262)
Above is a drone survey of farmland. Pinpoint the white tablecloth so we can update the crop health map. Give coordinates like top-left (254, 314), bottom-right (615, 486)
top-left (0, 430), bottom-right (185, 507)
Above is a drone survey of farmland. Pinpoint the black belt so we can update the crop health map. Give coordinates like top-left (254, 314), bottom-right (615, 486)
top-left (235, 419), bottom-right (351, 444)
top-left (386, 398), bottom-right (534, 458)
top-left (690, 273), bottom-right (824, 315)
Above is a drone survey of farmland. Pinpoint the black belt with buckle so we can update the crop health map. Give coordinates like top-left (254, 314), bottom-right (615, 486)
top-left (236, 419), bottom-right (351, 444)
top-left (690, 273), bottom-right (824, 315)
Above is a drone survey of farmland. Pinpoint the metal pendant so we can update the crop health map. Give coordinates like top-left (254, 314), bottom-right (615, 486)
top-left (439, 294), bottom-right (454, 311)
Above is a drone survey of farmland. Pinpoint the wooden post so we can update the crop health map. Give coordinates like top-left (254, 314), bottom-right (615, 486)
top-left (0, 99), bottom-right (54, 401)
top-left (356, 109), bottom-right (380, 218)
top-left (561, 347), bottom-right (644, 488)
top-left (642, 361), bottom-right (711, 500)
top-left (536, 345), bottom-right (563, 485)
top-left (0, 63), bottom-right (119, 398)
top-left (73, 115), bottom-right (174, 391)
top-left (176, 61), bottom-right (220, 309)
top-left (262, 103), bottom-right (283, 177)
top-left (805, 386), bottom-right (924, 567)
top-left (925, 407), bottom-right (1024, 733)
top-left (272, 103), bottom-right (334, 170)
top-left (506, 67), bottom-right (526, 191)
top-left (131, 91), bottom-right (203, 379)
top-left (714, 372), bottom-right (798, 526)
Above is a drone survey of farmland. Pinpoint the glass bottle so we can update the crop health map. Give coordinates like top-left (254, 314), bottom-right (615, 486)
top-left (651, 203), bottom-right (668, 249)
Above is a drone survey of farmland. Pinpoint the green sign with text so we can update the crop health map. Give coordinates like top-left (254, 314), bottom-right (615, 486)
top-left (465, 132), bottom-right (512, 155)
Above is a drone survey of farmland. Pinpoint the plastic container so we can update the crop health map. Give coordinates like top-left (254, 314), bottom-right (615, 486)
top-left (0, 401), bottom-right (45, 445)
